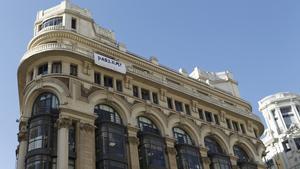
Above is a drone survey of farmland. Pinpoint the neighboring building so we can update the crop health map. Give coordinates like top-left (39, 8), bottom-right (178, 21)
top-left (16, 1), bottom-right (265, 169)
top-left (259, 92), bottom-right (300, 169)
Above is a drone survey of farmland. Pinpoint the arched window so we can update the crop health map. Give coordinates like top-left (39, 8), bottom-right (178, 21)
top-left (32, 93), bottom-right (59, 115)
top-left (137, 116), bottom-right (166, 169)
top-left (173, 127), bottom-right (203, 169)
top-left (26, 93), bottom-right (60, 169)
top-left (204, 136), bottom-right (232, 169)
top-left (94, 104), bottom-right (127, 169)
top-left (39, 17), bottom-right (62, 30)
top-left (233, 145), bottom-right (257, 169)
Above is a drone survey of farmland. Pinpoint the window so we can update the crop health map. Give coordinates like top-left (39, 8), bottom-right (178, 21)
top-left (233, 145), bottom-right (250, 162)
top-left (94, 105), bottom-right (127, 169)
top-left (214, 114), bottom-right (219, 125)
top-left (51, 62), bottom-right (62, 74)
top-left (205, 111), bottom-right (213, 122)
top-left (167, 97), bottom-right (173, 109)
top-left (173, 128), bottom-right (193, 145)
top-left (185, 104), bottom-right (191, 115)
top-left (32, 93), bottom-right (59, 115)
top-left (137, 117), bottom-right (166, 169)
top-left (282, 140), bottom-right (291, 152)
top-left (152, 92), bottom-right (159, 104)
top-left (294, 138), bottom-right (300, 150)
top-left (175, 100), bottom-right (183, 112)
top-left (173, 128), bottom-right (203, 169)
top-left (39, 17), bottom-right (62, 30)
top-left (26, 93), bottom-right (59, 169)
top-left (226, 119), bottom-right (232, 129)
top-left (297, 105), bottom-right (300, 114)
top-left (198, 109), bottom-right (204, 120)
top-left (141, 88), bottom-right (150, 100)
top-left (133, 85), bottom-right (139, 97)
top-left (116, 80), bottom-right (123, 92)
top-left (232, 121), bottom-right (239, 132)
top-left (70, 64), bottom-right (77, 76)
top-left (38, 64), bottom-right (48, 75)
top-left (280, 106), bottom-right (296, 129)
top-left (94, 72), bottom-right (101, 85)
top-left (94, 105), bottom-right (122, 124)
top-left (204, 137), bottom-right (231, 169)
top-left (71, 18), bottom-right (76, 29)
top-left (240, 124), bottom-right (246, 134)
top-left (104, 75), bottom-right (113, 88)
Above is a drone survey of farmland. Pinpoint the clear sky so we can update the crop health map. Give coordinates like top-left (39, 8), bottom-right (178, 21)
top-left (1, 0), bottom-right (300, 168)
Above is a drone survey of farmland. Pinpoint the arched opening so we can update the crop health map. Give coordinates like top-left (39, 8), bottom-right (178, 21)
top-left (173, 127), bottom-right (203, 169)
top-left (204, 136), bottom-right (232, 169)
top-left (94, 104), bottom-right (127, 169)
top-left (137, 116), bottom-right (167, 169)
top-left (233, 145), bottom-right (257, 169)
top-left (26, 93), bottom-right (59, 169)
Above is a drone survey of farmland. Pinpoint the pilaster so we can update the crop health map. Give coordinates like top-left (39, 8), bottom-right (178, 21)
top-left (78, 122), bottom-right (95, 169)
top-left (165, 137), bottom-right (178, 169)
top-left (127, 125), bottom-right (140, 169)
top-left (199, 147), bottom-right (210, 169)
top-left (57, 117), bottom-right (72, 169)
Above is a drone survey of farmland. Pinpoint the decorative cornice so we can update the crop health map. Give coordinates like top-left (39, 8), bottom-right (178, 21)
top-left (79, 122), bottom-right (95, 132)
top-left (57, 117), bottom-right (72, 129)
top-left (18, 131), bottom-right (27, 142)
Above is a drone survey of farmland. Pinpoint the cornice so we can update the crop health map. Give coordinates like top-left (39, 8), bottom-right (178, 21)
top-left (27, 30), bottom-right (252, 109)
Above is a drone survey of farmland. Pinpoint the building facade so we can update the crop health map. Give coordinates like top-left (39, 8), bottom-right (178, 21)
top-left (16, 1), bottom-right (265, 169)
top-left (260, 92), bottom-right (300, 169)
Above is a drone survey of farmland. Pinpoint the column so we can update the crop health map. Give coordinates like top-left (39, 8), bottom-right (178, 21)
top-left (199, 147), bottom-right (210, 169)
top-left (16, 130), bottom-right (27, 169)
top-left (229, 155), bottom-right (238, 169)
top-left (57, 118), bottom-right (72, 169)
top-left (127, 126), bottom-right (140, 169)
top-left (165, 137), bottom-right (178, 169)
top-left (78, 122), bottom-right (95, 169)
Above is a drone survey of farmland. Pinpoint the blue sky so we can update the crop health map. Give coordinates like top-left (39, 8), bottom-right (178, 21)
top-left (1, 0), bottom-right (300, 168)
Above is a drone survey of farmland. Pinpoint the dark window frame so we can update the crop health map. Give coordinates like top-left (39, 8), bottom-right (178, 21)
top-left (175, 100), bottom-right (183, 112)
top-left (70, 64), bottom-right (78, 76)
top-left (152, 92), bottom-right (159, 104)
top-left (38, 63), bottom-right (48, 75)
top-left (104, 75), bottom-right (113, 88)
top-left (133, 85), bottom-right (139, 97)
top-left (116, 80), bottom-right (123, 92)
top-left (51, 62), bottom-right (62, 74)
top-left (94, 72), bottom-right (101, 85)
top-left (141, 88), bottom-right (150, 101)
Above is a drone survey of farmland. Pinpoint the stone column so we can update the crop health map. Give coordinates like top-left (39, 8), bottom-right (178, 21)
top-left (16, 130), bottom-right (27, 169)
top-left (199, 147), bottom-right (210, 169)
top-left (78, 122), bottom-right (95, 169)
top-left (165, 137), bottom-right (178, 169)
top-left (127, 126), bottom-right (140, 169)
top-left (229, 155), bottom-right (238, 169)
top-left (57, 118), bottom-right (72, 169)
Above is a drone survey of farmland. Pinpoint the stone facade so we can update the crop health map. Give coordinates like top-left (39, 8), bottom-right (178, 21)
top-left (260, 92), bottom-right (300, 169)
top-left (16, 1), bottom-right (265, 169)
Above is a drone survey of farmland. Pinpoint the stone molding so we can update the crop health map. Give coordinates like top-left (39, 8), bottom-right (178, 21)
top-left (18, 131), bottom-right (27, 142)
top-left (128, 136), bottom-right (139, 145)
top-left (166, 147), bottom-right (177, 155)
top-left (79, 122), bottom-right (95, 132)
top-left (57, 118), bottom-right (72, 129)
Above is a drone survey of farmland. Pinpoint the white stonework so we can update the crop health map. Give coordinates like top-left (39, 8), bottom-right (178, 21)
top-left (259, 92), bottom-right (300, 169)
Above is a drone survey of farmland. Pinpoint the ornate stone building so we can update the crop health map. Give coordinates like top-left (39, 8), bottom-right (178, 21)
top-left (260, 92), bottom-right (300, 169)
top-left (16, 1), bottom-right (265, 169)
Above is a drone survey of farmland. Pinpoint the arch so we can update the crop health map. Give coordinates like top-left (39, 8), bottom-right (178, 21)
top-left (229, 133), bottom-right (257, 159)
top-left (88, 90), bottom-right (130, 125)
top-left (167, 114), bottom-right (201, 146)
top-left (130, 103), bottom-right (167, 136)
top-left (200, 125), bottom-right (230, 154)
top-left (23, 78), bottom-right (69, 118)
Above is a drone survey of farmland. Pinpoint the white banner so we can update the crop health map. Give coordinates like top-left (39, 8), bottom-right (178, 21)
top-left (94, 53), bottom-right (126, 74)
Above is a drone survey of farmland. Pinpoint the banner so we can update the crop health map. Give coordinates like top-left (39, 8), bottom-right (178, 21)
top-left (94, 53), bottom-right (126, 74)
